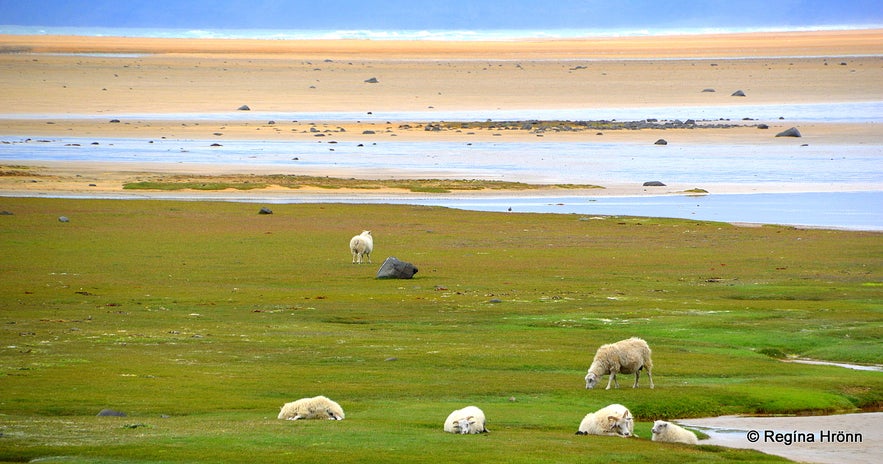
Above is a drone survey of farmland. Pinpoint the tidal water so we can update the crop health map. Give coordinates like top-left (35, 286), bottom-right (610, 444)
top-left (1, 133), bottom-right (881, 230)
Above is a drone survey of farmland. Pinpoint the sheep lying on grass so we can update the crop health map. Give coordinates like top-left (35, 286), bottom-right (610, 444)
top-left (585, 337), bottom-right (654, 390)
top-left (444, 406), bottom-right (488, 434)
top-left (575, 403), bottom-right (635, 437)
top-left (277, 395), bottom-right (345, 421)
top-left (349, 230), bottom-right (373, 264)
top-left (651, 420), bottom-right (699, 444)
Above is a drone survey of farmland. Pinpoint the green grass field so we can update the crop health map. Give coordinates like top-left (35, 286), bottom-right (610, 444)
top-left (1, 198), bottom-right (880, 463)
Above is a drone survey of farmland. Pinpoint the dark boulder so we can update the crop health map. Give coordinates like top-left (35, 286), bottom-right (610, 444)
top-left (731, 90), bottom-right (746, 97)
top-left (237, 105), bottom-right (251, 111)
top-left (654, 139), bottom-right (668, 145)
top-left (364, 77), bottom-right (379, 83)
top-left (258, 207), bottom-right (273, 215)
top-left (775, 127), bottom-right (802, 138)
top-left (376, 257), bottom-right (418, 279)
top-left (643, 181), bottom-right (666, 187)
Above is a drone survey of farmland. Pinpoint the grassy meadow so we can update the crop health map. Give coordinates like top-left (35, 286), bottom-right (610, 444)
top-left (1, 197), bottom-right (881, 463)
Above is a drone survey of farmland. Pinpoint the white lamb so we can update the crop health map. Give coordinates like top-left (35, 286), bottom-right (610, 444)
top-left (585, 337), bottom-right (654, 390)
top-left (575, 403), bottom-right (635, 437)
top-left (277, 395), bottom-right (345, 421)
top-left (443, 406), bottom-right (488, 434)
top-left (349, 230), bottom-right (373, 264)
top-left (651, 420), bottom-right (699, 444)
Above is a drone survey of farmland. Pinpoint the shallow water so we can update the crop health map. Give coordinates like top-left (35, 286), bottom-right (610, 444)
top-left (1, 134), bottom-right (881, 230)
top-left (6, 101), bottom-right (883, 123)
top-left (679, 412), bottom-right (882, 464)
top-left (2, 137), bottom-right (881, 185)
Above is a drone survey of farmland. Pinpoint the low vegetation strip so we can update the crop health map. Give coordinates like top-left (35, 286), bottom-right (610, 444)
top-left (122, 175), bottom-right (603, 193)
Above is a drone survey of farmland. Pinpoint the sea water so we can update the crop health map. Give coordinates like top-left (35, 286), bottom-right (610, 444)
top-left (1, 136), bottom-right (880, 230)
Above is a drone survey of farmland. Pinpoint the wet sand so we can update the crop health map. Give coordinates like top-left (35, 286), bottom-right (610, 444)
top-left (1, 29), bottom-right (881, 197)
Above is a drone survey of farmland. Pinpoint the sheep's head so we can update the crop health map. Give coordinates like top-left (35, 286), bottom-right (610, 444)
top-left (585, 372), bottom-right (599, 389)
top-left (456, 417), bottom-right (476, 434)
top-left (651, 420), bottom-right (667, 435)
top-left (607, 414), bottom-right (633, 437)
top-left (325, 408), bottom-right (343, 420)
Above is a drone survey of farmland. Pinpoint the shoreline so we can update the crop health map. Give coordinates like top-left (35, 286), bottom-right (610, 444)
top-left (1, 29), bottom-right (880, 230)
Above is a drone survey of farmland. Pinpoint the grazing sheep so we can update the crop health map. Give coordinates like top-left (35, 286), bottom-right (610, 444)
top-left (652, 420), bottom-right (699, 444)
top-left (575, 403), bottom-right (635, 437)
top-left (350, 230), bottom-right (373, 264)
top-left (585, 337), bottom-right (654, 390)
top-left (444, 406), bottom-right (488, 434)
top-left (277, 395), bottom-right (345, 421)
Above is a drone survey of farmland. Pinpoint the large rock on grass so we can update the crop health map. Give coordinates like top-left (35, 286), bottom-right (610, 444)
top-left (376, 257), bottom-right (418, 279)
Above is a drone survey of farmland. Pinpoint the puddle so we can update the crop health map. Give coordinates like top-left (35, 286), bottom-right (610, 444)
top-left (784, 358), bottom-right (883, 372)
top-left (679, 412), bottom-right (882, 464)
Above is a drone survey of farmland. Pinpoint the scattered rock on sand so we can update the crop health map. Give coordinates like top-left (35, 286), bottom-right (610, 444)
top-left (775, 127), bottom-right (802, 137)
top-left (237, 105), bottom-right (250, 111)
top-left (731, 90), bottom-right (746, 97)
top-left (701, 88), bottom-right (716, 92)
top-left (364, 77), bottom-right (379, 83)
top-left (654, 139), bottom-right (668, 145)
top-left (643, 181), bottom-right (666, 187)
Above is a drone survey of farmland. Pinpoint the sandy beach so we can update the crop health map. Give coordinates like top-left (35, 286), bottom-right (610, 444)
top-left (1, 29), bottom-right (882, 197)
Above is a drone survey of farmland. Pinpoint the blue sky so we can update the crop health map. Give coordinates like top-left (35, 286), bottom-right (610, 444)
top-left (1, 0), bottom-right (881, 30)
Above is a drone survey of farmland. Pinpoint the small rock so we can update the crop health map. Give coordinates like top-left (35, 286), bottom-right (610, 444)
top-left (701, 88), bottom-right (716, 92)
top-left (258, 207), bottom-right (273, 215)
top-left (364, 77), bottom-right (379, 83)
top-left (731, 90), bottom-right (746, 97)
top-left (643, 181), bottom-right (666, 187)
top-left (654, 139), bottom-right (668, 145)
top-left (58, 216), bottom-right (70, 223)
top-left (237, 105), bottom-right (251, 111)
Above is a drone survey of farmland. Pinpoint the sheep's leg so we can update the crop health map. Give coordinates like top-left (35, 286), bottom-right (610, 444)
top-left (633, 370), bottom-right (640, 388)
top-left (605, 372), bottom-right (617, 390)
top-left (647, 368), bottom-right (654, 389)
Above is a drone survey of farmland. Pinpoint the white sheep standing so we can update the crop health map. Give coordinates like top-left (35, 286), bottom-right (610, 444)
top-left (584, 337), bottom-right (654, 390)
top-left (651, 420), bottom-right (699, 444)
top-left (444, 406), bottom-right (488, 434)
top-left (349, 230), bottom-right (373, 264)
top-left (575, 403), bottom-right (635, 437)
top-left (277, 395), bottom-right (345, 421)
